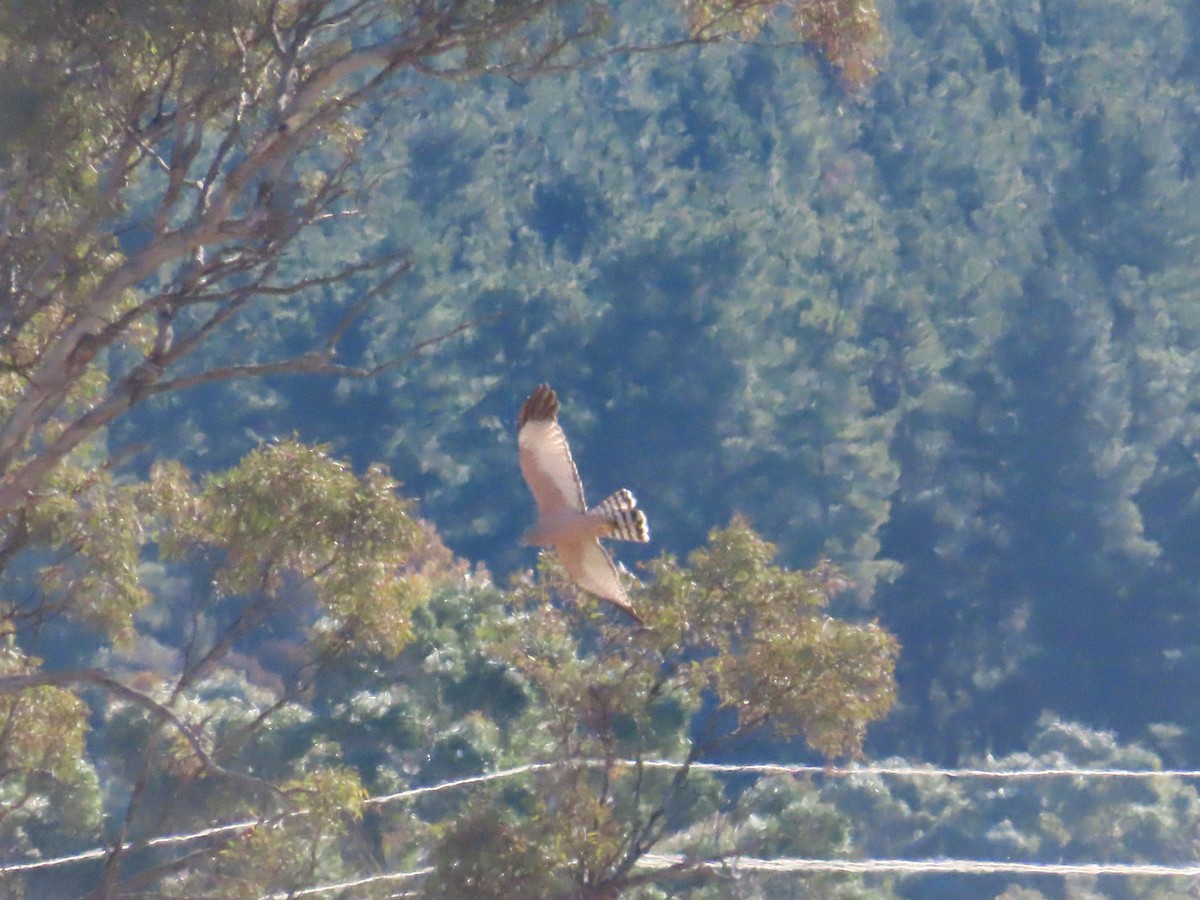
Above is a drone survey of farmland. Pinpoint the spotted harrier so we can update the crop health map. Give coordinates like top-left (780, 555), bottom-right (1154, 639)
top-left (517, 384), bottom-right (649, 622)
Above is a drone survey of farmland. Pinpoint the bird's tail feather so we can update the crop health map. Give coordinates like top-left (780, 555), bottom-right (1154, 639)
top-left (589, 489), bottom-right (650, 542)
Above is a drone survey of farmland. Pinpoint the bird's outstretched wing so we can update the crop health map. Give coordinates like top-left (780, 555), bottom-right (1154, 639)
top-left (518, 384), bottom-right (586, 516)
top-left (556, 538), bottom-right (644, 624)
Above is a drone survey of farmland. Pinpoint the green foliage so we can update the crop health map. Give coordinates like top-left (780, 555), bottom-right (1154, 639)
top-left (820, 719), bottom-right (1200, 899)
top-left (673, 0), bottom-right (884, 87)
top-left (426, 800), bottom-right (578, 899)
top-left (25, 466), bottom-right (150, 645)
top-left (150, 442), bottom-right (427, 655)
top-left (499, 518), bottom-right (896, 762)
top-left (291, 0), bottom-right (1200, 771)
top-left (342, 36), bottom-right (906, 593)
top-left (643, 519), bottom-right (897, 757)
top-left (705, 775), bottom-right (894, 899)
top-left (406, 519), bottom-right (896, 893)
top-left (314, 0), bottom-right (1200, 765)
top-left (0, 644), bottom-right (101, 859)
top-left (0, 437), bottom-right (436, 893)
top-left (178, 766), bottom-right (369, 899)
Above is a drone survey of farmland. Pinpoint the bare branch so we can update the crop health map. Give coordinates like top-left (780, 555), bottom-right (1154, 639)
top-left (0, 0), bottom-right (686, 513)
top-left (0, 257), bottom-right (432, 514)
top-left (146, 306), bottom-right (501, 396)
top-left (174, 573), bottom-right (287, 699)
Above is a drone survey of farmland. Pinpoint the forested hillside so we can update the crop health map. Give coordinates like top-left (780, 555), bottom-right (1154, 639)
top-left (4, 0), bottom-right (1200, 896)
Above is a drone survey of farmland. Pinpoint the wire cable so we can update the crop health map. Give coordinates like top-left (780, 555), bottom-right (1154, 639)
top-left (642, 760), bottom-right (1200, 780)
top-left (262, 867), bottom-right (434, 898)
top-left (265, 852), bottom-right (1200, 898)
top-left (639, 854), bottom-right (1200, 877)
top-left (4, 759), bottom-right (1200, 879)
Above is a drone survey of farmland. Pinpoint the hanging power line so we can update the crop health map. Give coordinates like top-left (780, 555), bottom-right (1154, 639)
top-left (261, 853), bottom-right (1200, 899)
top-left (4, 758), bottom-right (1200, 880)
top-left (0, 818), bottom-right (260, 875)
top-left (0, 762), bottom-right (559, 877)
top-left (639, 853), bottom-right (1200, 877)
top-left (643, 760), bottom-right (1200, 780)
top-left (262, 867), bottom-right (434, 898)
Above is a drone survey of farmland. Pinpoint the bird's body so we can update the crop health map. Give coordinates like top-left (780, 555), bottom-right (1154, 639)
top-left (522, 490), bottom-right (647, 546)
top-left (517, 384), bottom-right (649, 622)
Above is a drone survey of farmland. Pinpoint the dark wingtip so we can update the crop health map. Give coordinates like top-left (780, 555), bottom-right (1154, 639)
top-left (602, 596), bottom-right (644, 626)
top-left (518, 383), bottom-right (558, 430)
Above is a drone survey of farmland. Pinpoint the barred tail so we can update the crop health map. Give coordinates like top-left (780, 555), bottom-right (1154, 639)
top-left (589, 488), bottom-right (650, 542)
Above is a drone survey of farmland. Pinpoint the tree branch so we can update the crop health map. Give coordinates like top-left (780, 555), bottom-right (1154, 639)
top-left (0, 668), bottom-right (284, 802)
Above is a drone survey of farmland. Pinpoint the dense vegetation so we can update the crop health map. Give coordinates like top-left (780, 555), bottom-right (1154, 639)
top-left (4, 0), bottom-right (1200, 896)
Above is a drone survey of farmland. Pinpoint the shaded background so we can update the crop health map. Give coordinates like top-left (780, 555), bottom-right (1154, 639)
top-left (116, 0), bottom-right (1200, 773)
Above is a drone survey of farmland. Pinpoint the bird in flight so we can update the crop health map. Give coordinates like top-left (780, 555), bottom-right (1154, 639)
top-left (517, 384), bottom-right (649, 622)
